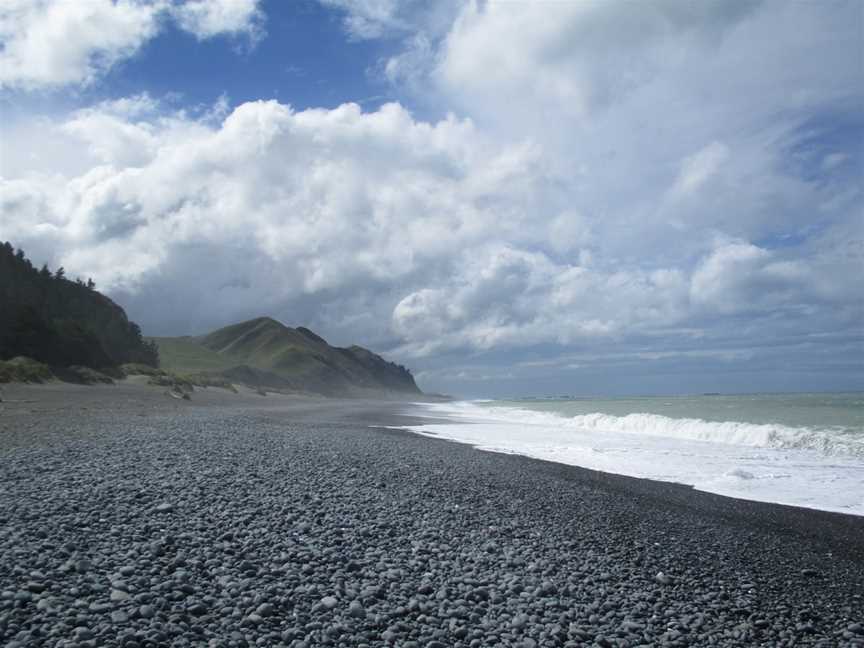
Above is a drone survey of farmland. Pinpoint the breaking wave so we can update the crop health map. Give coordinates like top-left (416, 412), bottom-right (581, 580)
top-left (426, 402), bottom-right (864, 458)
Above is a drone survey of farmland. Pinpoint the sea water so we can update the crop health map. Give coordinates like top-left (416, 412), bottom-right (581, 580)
top-left (410, 393), bottom-right (864, 515)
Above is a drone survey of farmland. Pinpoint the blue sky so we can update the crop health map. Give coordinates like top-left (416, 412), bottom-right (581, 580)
top-left (0, 1), bottom-right (400, 118)
top-left (110, 1), bottom-right (396, 111)
top-left (0, 0), bottom-right (861, 397)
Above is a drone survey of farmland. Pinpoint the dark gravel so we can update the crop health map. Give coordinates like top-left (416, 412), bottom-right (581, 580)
top-left (1, 392), bottom-right (863, 647)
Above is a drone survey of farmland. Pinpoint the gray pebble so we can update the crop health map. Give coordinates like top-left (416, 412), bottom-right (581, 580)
top-left (348, 600), bottom-right (365, 618)
top-left (0, 401), bottom-right (859, 648)
top-left (320, 596), bottom-right (338, 609)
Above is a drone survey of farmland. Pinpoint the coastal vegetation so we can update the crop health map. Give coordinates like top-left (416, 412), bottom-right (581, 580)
top-left (121, 363), bottom-right (237, 395)
top-left (1, 244), bottom-right (418, 395)
top-left (0, 356), bottom-right (54, 384)
top-left (0, 242), bottom-right (158, 382)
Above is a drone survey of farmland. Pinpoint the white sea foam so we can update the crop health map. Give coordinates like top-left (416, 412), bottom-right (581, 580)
top-left (419, 401), bottom-right (864, 458)
top-left (408, 400), bottom-right (864, 515)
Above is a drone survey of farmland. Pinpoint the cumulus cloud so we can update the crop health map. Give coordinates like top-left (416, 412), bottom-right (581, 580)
top-left (170, 0), bottom-right (264, 42)
top-left (1, 99), bottom-right (546, 332)
top-left (413, 0), bottom-right (861, 253)
top-left (691, 242), bottom-right (810, 315)
top-left (0, 0), bottom-right (264, 89)
top-left (433, 1), bottom-right (766, 123)
top-left (0, 0), bottom-right (160, 89)
top-left (320, 0), bottom-right (459, 41)
top-left (1, 0), bottom-right (861, 392)
top-left (3, 93), bottom-right (858, 366)
top-left (391, 245), bottom-right (691, 357)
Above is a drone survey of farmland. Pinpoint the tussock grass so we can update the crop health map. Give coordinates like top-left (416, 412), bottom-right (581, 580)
top-left (147, 373), bottom-right (194, 393)
top-left (124, 362), bottom-right (237, 393)
top-left (181, 373), bottom-right (238, 393)
top-left (63, 366), bottom-right (115, 384)
top-left (121, 363), bottom-right (165, 377)
top-left (0, 357), bottom-right (54, 383)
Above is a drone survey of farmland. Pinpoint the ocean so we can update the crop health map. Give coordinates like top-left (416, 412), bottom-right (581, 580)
top-left (410, 392), bottom-right (864, 515)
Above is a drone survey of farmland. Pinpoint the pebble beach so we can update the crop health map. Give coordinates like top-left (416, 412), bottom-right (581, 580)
top-left (1, 383), bottom-right (862, 647)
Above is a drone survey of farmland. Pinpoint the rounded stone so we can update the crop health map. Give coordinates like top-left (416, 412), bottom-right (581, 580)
top-left (320, 596), bottom-right (338, 610)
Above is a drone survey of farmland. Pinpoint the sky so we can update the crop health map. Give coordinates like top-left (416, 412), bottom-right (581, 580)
top-left (0, 0), bottom-right (862, 398)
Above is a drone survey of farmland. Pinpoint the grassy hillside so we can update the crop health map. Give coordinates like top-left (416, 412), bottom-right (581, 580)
top-left (151, 317), bottom-right (420, 396)
top-left (148, 336), bottom-right (234, 373)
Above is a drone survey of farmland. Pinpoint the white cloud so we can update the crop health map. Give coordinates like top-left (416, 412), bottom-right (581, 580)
top-left (319, 0), bottom-right (406, 39)
top-left (10, 95), bottom-right (850, 360)
top-left (320, 0), bottom-right (459, 41)
top-left (691, 242), bottom-right (800, 315)
top-left (0, 0), bottom-right (161, 89)
top-left (689, 239), bottom-right (859, 319)
top-left (61, 111), bottom-right (158, 168)
top-left (390, 0), bottom-right (863, 273)
top-left (669, 141), bottom-right (730, 199)
top-left (391, 245), bottom-right (693, 357)
top-left (1, 0), bottom-right (861, 389)
top-left (383, 32), bottom-right (434, 86)
top-left (170, 0), bottom-right (263, 42)
top-left (432, 1), bottom-right (765, 127)
top-left (0, 0), bottom-right (265, 89)
top-left (1, 98), bottom-right (535, 316)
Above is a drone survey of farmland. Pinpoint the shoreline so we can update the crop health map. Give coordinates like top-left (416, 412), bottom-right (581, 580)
top-left (1, 382), bottom-right (862, 646)
top-left (400, 398), bottom-right (864, 520)
top-left (3, 382), bottom-right (863, 552)
top-left (392, 424), bottom-right (864, 565)
top-left (382, 408), bottom-right (864, 566)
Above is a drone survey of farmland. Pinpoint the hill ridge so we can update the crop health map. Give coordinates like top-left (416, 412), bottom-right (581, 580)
top-left (153, 316), bottom-right (420, 397)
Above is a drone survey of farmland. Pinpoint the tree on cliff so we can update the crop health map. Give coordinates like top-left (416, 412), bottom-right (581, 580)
top-left (0, 242), bottom-right (159, 368)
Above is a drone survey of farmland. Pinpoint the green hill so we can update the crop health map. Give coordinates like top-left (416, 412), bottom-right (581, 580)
top-left (152, 317), bottom-right (420, 397)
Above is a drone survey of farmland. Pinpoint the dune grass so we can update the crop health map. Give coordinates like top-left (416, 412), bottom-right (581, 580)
top-left (181, 373), bottom-right (238, 393)
top-left (120, 363), bottom-right (164, 377)
top-left (0, 357), bottom-right (54, 383)
top-left (60, 365), bottom-right (115, 384)
top-left (122, 361), bottom-right (237, 393)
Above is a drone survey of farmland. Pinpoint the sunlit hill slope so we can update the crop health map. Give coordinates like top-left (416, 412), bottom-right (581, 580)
top-left (151, 317), bottom-right (420, 397)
